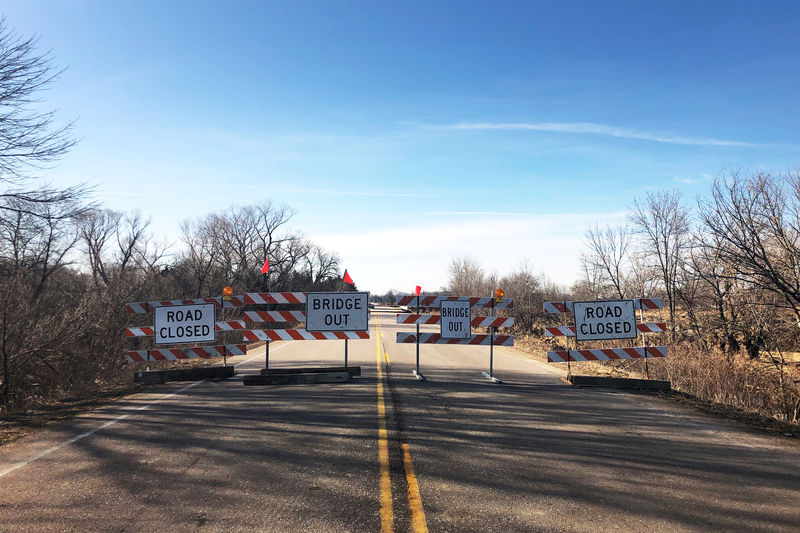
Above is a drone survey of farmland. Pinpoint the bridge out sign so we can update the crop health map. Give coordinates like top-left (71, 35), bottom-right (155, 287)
top-left (574, 300), bottom-right (637, 342)
top-left (306, 292), bottom-right (369, 331)
top-left (154, 303), bottom-right (216, 345)
top-left (441, 300), bottom-right (471, 339)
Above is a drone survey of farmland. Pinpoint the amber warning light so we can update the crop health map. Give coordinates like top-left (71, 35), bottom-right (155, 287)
top-left (222, 286), bottom-right (233, 301)
top-left (494, 288), bottom-right (505, 302)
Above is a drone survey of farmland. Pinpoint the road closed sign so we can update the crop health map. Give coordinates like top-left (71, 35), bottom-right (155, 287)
top-left (441, 300), bottom-right (471, 339)
top-left (154, 303), bottom-right (216, 345)
top-left (306, 292), bottom-right (369, 332)
top-left (574, 300), bottom-right (637, 342)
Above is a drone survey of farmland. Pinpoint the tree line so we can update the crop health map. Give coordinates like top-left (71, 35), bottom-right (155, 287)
top-left (439, 171), bottom-right (800, 424)
top-left (0, 198), bottom-right (344, 411)
top-left (0, 18), bottom-right (346, 411)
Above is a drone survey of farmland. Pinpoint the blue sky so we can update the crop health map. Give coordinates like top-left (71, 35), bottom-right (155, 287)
top-left (4, 1), bottom-right (800, 293)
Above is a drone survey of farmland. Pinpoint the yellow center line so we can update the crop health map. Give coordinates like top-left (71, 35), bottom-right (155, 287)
top-left (376, 313), bottom-right (428, 532)
top-left (402, 443), bottom-right (429, 533)
top-left (375, 318), bottom-right (394, 533)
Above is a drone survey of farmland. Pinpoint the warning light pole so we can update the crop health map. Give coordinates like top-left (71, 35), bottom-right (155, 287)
top-left (415, 285), bottom-right (421, 379)
top-left (222, 286), bottom-right (233, 366)
top-left (487, 288), bottom-right (504, 383)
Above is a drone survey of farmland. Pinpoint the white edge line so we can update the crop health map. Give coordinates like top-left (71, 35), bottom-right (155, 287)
top-left (1, 340), bottom-right (297, 477)
top-left (0, 379), bottom-right (202, 478)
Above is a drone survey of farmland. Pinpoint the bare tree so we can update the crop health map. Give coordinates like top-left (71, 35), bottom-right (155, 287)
top-left (302, 243), bottom-right (341, 290)
top-left (699, 171), bottom-right (800, 321)
top-left (626, 248), bottom-right (659, 300)
top-left (0, 17), bottom-right (90, 219)
top-left (446, 256), bottom-right (489, 296)
top-left (630, 190), bottom-right (691, 333)
top-left (77, 209), bottom-right (121, 286)
top-left (0, 195), bottom-right (80, 295)
top-left (584, 224), bottom-right (631, 299)
top-left (175, 217), bottom-right (219, 297)
top-left (688, 229), bottom-right (741, 353)
top-left (178, 202), bottom-right (311, 294)
top-left (574, 254), bottom-right (604, 300)
top-left (499, 260), bottom-right (542, 333)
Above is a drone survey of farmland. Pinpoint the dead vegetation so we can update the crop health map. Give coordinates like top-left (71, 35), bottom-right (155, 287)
top-left (445, 171), bottom-right (800, 428)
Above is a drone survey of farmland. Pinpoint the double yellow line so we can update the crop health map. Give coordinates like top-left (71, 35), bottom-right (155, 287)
top-left (376, 322), bottom-right (394, 531)
top-left (375, 318), bottom-right (428, 533)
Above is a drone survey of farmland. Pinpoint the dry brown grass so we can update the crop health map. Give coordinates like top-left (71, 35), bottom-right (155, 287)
top-left (514, 333), bottom-right (800, 434)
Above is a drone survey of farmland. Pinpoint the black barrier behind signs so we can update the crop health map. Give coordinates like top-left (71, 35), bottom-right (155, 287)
top-left (573, 300), bottom-right (637, 342)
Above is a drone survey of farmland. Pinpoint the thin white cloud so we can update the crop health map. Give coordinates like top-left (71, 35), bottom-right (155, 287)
top-left (271, 186), bottom-right (437, 198)
top-left (424, 121), bottom-right (766, 148)
top-left (672, 172), bottom-right (716, 185)
top-left (427, 210), bottom-right (629, 218)
top-left (428, 211), bottom-right (544, 216)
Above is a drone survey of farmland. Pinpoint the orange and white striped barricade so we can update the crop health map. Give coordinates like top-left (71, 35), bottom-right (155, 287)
top-left (123, 300), bottom-right (244, 369)
top-left (546, 346), bottom-right (667, 363)
top-left (396, 295), bottom-right (513, 309)
top-left (243, 329), bottom-right (370, 341)
top-left (123, 292), bottom-right (308, 367)
top-left (395, 294), bottom-right (514, 382)
top-left (127, 345), bottom-right (247, 363)
top-left (543, 298), bottom-right (667, 379)
top-left (124, 290), bottom-right (371, 376)
top-left (236, 292), bottom-right (307, 368)
top-left (125, 298), bottom-right (222, 314)
top-left (241, 291), bottom-right (370, 369)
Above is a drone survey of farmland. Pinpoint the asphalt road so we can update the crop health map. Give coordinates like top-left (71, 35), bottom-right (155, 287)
top-left (1, 308), bottom-right (799, 532)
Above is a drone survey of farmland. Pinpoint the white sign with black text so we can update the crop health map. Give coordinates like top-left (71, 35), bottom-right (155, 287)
top-left (440, 300), bottom-right (471, 339)
top-left (154, 303), bottom-right (216, 345)
top-left (574, 300), bottom-right (637, 342)
top-left (306, 292), bottom-right (369, 332)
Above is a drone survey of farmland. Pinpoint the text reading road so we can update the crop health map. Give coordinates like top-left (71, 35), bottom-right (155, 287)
top-left (574, 300), bottom-right (637, 342)
top-left (154, 303), bottom-right (216, 345)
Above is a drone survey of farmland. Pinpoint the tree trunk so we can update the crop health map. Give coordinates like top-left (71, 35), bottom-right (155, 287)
top-left (1, 300), bottom-right (10, 411)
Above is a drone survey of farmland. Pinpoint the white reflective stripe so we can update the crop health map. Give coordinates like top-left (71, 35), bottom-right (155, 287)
top-left (547, 346), bottom-right (668, 362)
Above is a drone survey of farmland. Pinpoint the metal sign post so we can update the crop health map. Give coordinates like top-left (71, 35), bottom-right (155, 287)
top-left (564, 307), bottom-right (571, 380)
top-left (481, 293), bottom-right (503, 384)
top-left (414, 294), bottom-right (422, 380)
top-left (265, 275), bottom-right (270, 370)
top-left (396, 293), bottom-right (514, 383)
top-left (639, 307), bottom-right (649, 379)
top-left (489, 298), bottom-right (494, 376)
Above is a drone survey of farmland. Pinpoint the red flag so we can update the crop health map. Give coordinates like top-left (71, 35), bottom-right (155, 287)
top-left (415, 285), bottom-right (421, 296)
top-left (261, 257), bottom-right (269, 274)
top-left (343, 270), bottom-right (354, 285)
